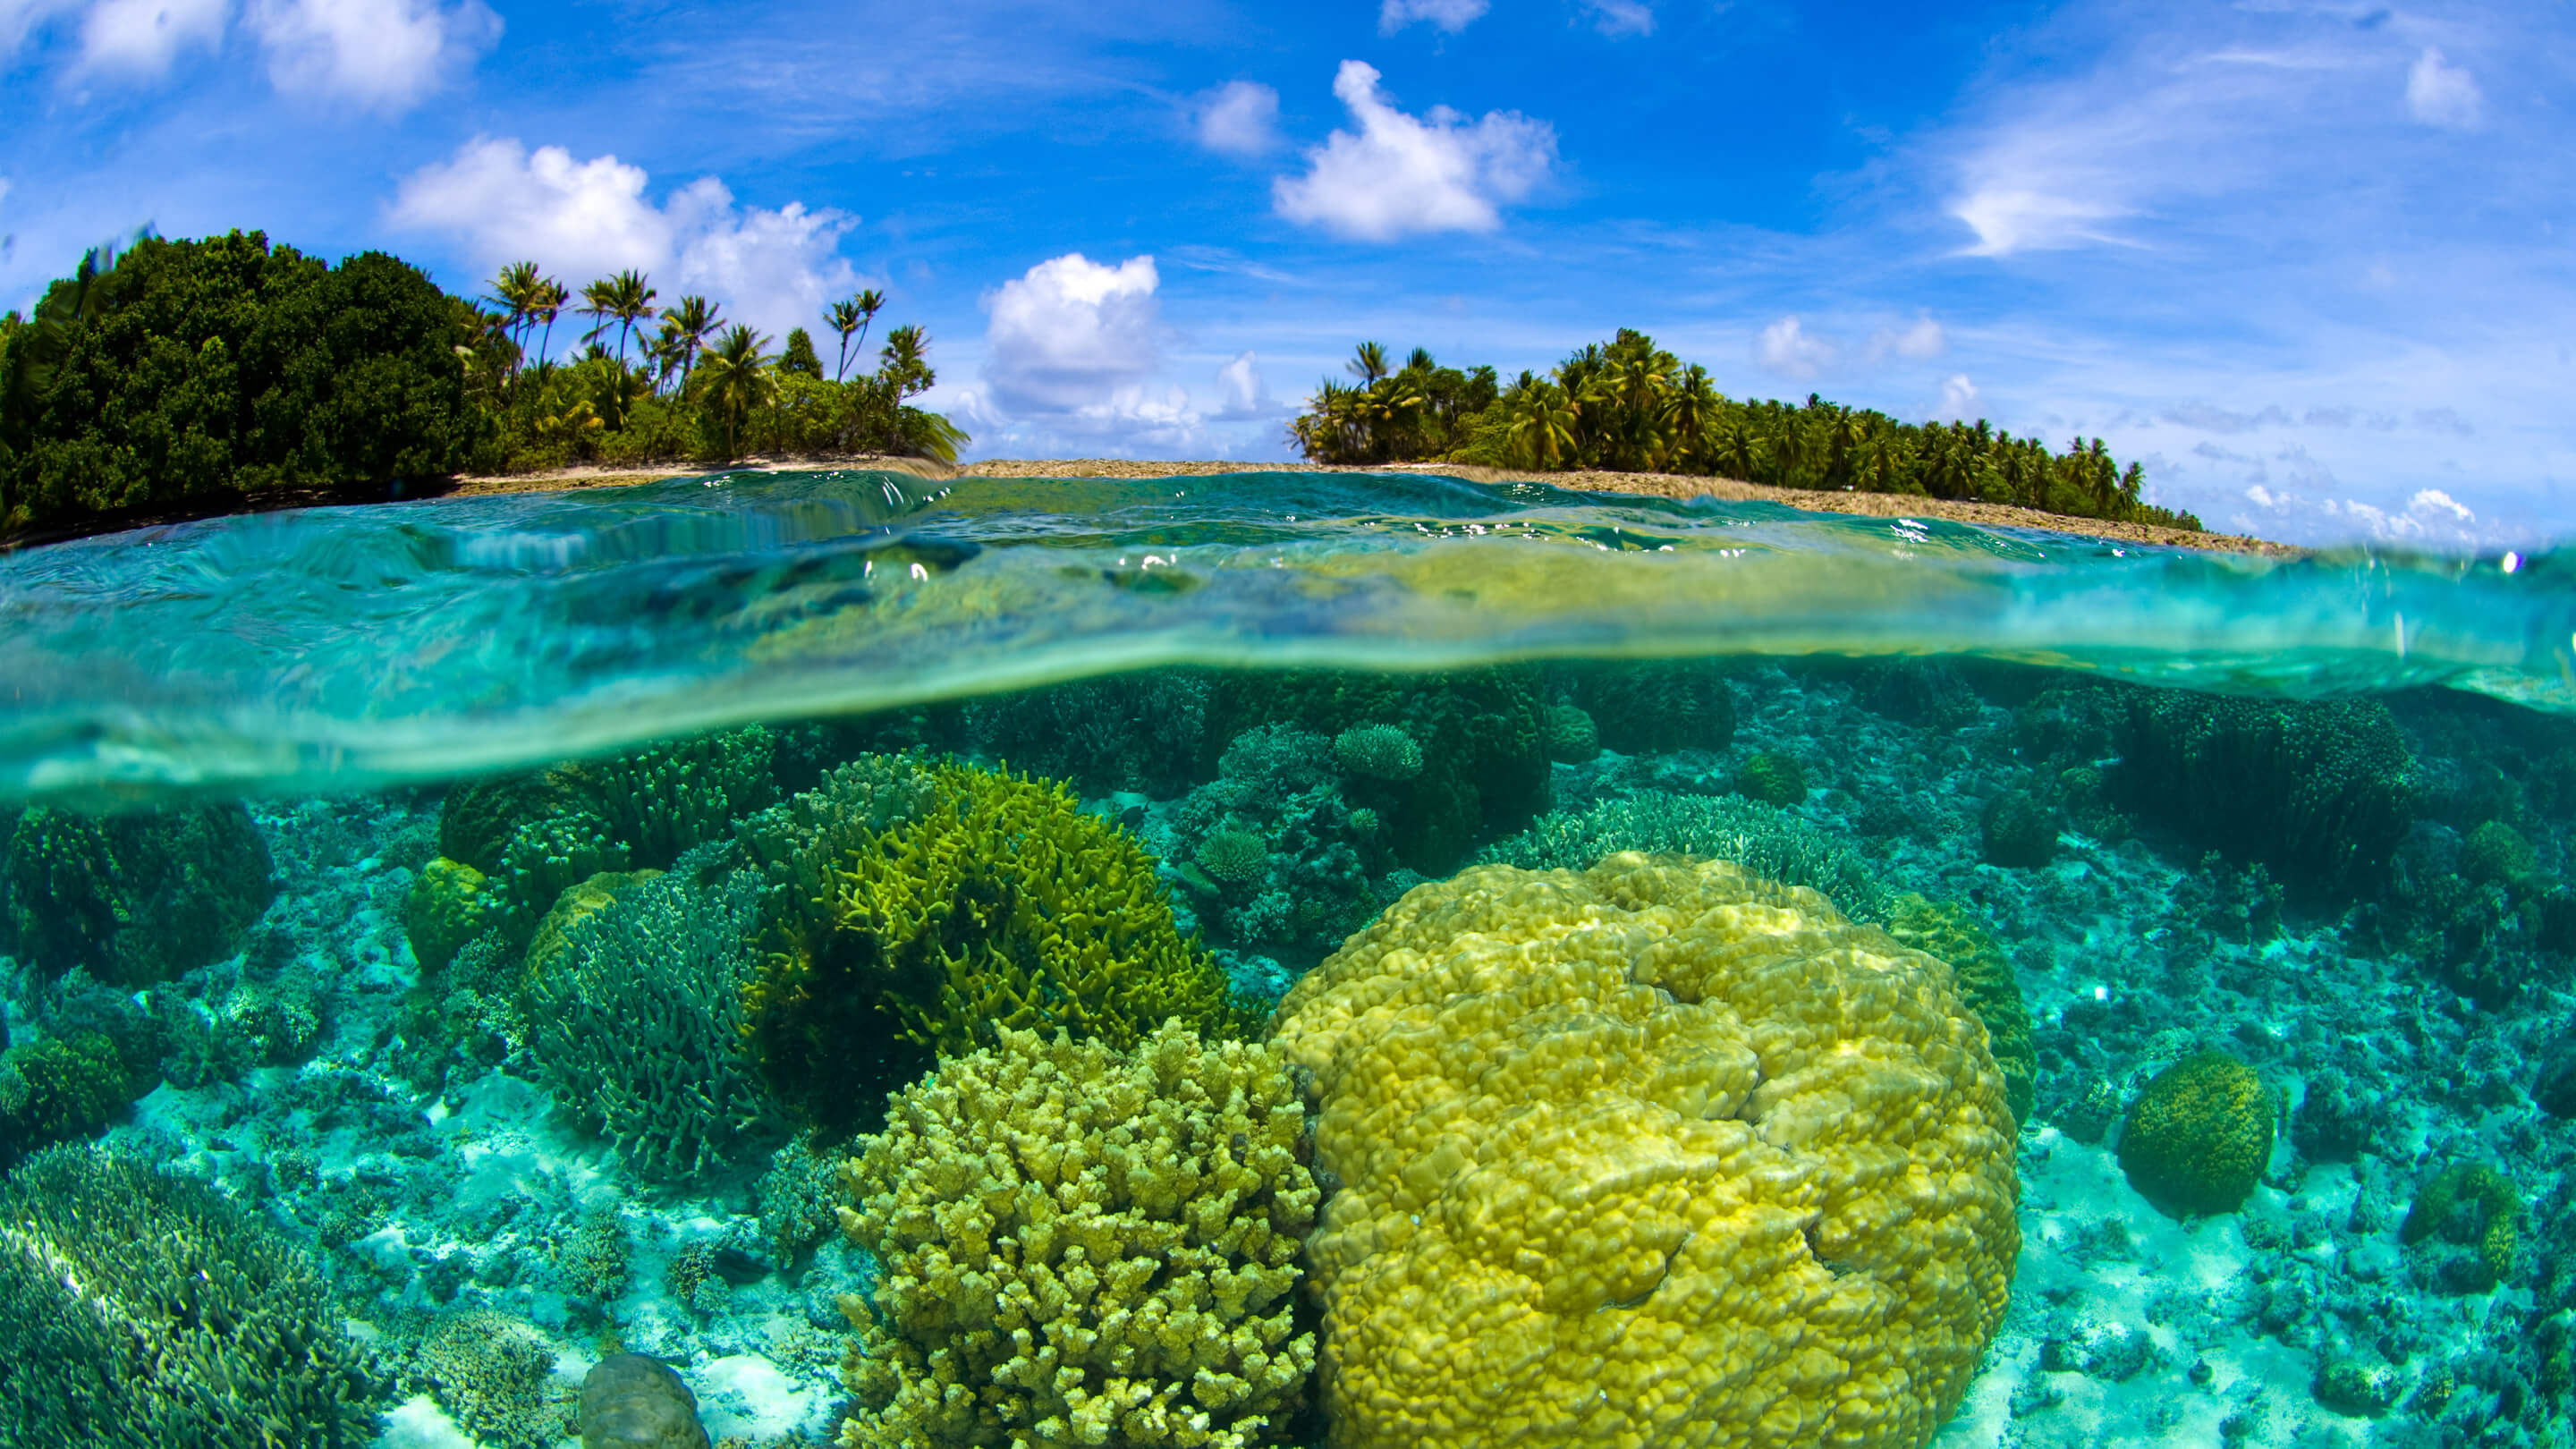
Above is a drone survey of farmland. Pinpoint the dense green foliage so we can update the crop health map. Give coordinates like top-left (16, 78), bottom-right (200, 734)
top-left (1291, 328), bottom-right (2205, 530)
top-left (0, 232), bottom-right (472, 534)
top-left (2, 803), bottom-right (275, 987)
top-left (0, 235), bottom-right (967, 538)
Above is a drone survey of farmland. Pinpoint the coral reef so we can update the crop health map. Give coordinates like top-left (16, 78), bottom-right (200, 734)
top-left (837, 1021), bottom-right (1317, 1449)
top-left (2, 803), bottom-right (274, 985)
top-left (750, 762), bottom-right (1252, 1138)
top-left (574, 724), bottom-right (782, 869)
top-left (963, 669), bottom-right (1211, 797)
top-left (0, 1031), bottom-right (137, 1161)
top-left (403, 855), bottom-right (490, 972)
top-left (530, 853), bottom-right (778, 1180)
top-left (1733, 749), bottom-right (1808, 806)
top-left (411, 1310), bottom-right (567, 1449)
top-left (1540, 701), bottom-right (1598, 762)
top-left (1269, 853), bottom-right (2018, 1449)
top-left (1331, 723), bottom-right (1423, 781)
top-left (1980, 789), bottom-right (2059, 869)
top-left (578, 1355), bottom-right (710, 1449)
top-left (0, 1145), bottom-right (385, 1445)
top-left (1883, 894), bottom-right (2037, 1129)
top-left (2402, 1163), bottom-right (2518, 1292)
top-left (1562, 658), bottom-right (1737, 754)
top-left (1165, 727), bottom-right (1389, 959)
top-left (1480, 789), bottom-right (1890, 921)
top-left (2115, 1052), bottom-right (2274, 1217)
top-left (2112, 691), bottom-right (2414, 901)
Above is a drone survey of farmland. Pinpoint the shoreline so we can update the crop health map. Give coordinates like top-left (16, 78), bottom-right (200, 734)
top-left (445, 453), bottom-right (2296, 556)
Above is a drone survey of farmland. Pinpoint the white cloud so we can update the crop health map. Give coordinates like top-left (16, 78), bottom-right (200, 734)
top-left (1216, 351), bottom-right (1267, 418)
top-left (2405, 47), bottom-right (2480, 129)
top-left (1580, 0), bottom-right (1653, 37)
top-left (1934, 373), bottom-right (1980, 421)
top-left (979, 252), bottom-right (1163, 415)
top-left (1951, 186), bottom-right (2133, 259)
top-left (0, 0), bottom-right (80, 55)
top-left (1377, 0), bottom-right (1485, 35)
top-left (1870, 314), bottom-right (1945, 360)
top-left (1193, 80), bottom-right (1279, 158)
top-left (388, 138), bottom-right (859, 342)
top-left (2409, 487), bottom-right (2472, 521)
top-left (75, 0), bottom-right (225, 75)
top-left (1273, 60), bottom-right (1555, 242)
top-left (246, 0), bottom-right (497, 111)
top-left (1754, 315), bottom-right (1835, 378)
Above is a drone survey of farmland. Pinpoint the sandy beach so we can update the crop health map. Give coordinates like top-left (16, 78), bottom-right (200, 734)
top-left (445, 454), bottom-right (2297, 556)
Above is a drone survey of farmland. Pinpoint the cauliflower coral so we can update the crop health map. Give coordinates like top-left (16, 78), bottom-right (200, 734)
top-left (835, 1021), bottom-right (1319, 1449)
top-left (1269, 852), bottom-right (2021, 1449)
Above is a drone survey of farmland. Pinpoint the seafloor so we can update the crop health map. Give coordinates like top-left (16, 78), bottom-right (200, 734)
top-left (1, 657), bottom-right (2569, 1449)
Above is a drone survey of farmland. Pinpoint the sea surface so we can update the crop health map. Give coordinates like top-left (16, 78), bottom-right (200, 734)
top-left (0, 468), bottom-right (2568, 1449)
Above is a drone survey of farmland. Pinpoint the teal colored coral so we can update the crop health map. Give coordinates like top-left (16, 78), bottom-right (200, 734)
top-left (0, 1145), bottom-right (386, 1446)
top-left (1480, 789), bottom-right (1890, 921)
top-left (1, 803), bottom-right (273, 986)
top-left (529, 851), bottom-right (777, 1180)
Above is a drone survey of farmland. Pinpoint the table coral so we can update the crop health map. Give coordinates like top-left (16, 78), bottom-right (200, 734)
top-left (1269, 853), bottom-right (2019, 1449)
top-left (836, 1021), bottom-right (1318, 1449)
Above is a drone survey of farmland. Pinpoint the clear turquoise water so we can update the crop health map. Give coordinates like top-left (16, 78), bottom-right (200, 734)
top-left (0, 470), bottom-right (2570, 1449)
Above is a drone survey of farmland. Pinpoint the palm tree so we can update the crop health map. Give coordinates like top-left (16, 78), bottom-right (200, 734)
top-left (829, 288), bottom-right (886, 382)
top-left (486, 260), bottom-right (542, 369)
top-left (877, 324), bottom-right (934, 399)
top-left (1349, 341), bottom-right (1390, 385)
top-left (529, 276), bottom-right (570, 366)
top-left (661, 294), bottom-right (722, 390)
top-left (579, 269), bottom-right (658, 363)
top-left (696, 325), bottom-right (775, 459)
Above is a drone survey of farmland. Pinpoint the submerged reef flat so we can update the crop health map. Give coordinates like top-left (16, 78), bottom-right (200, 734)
top-left (0, 658), bottom-right (2570, 1449)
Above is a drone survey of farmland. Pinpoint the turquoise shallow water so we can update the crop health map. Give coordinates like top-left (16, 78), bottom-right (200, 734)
top-left (0, 470), bottom-right (2571, 1449)
top-left (0, 467), bottom-right (2565, 805)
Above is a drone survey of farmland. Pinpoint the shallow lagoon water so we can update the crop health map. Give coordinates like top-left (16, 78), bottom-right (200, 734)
top-left (0, 469), bottom-right (2570, 1449)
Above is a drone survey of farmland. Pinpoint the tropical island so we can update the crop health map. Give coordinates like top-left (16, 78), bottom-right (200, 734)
top-left (2, 229), bottom-right (2209, 546)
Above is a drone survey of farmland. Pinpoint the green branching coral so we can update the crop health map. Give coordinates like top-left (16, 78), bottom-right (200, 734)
top-left (2, 803), bottom-right (274, 985)
top-left (836, 1022), bottom-right (1318, 1449)
top-left (411, 1311), bottom-right (566, 1449)
top-left (2116, 1052), bottom-right (2274, 1216)
top-left (1194, 826), bottom-right (1271, 886)
top-left (2112, 691), bottom-right (2413, 901)
top-left (0, 1146), bottom-right (386, 1446)
top-left (1479, 789), bottom-right (1890, 921)
top-left (573, 724), bottom-right (782, 869)
top-left (753, 763), bottom-right (1256, 1137)
top-left (1539, 702), bottom-right (1597, 763)
top-left (0, 1032), bottom-right (138, 1160)
top-left (2460, 820), bottom-right (2538, 888)
top-left (1332, 724), bottom-right (1423, 781)
top-left (1884, 894), bottom-right (2037, 1129)
top-left (492, 809), bottom-right (631, 945)
top-left (2402, 1163), bottom-right (2518, 1292)
top-left (1980, 791), bottom-right (2059, 869)
top-left (735, 754), bottom-right (936, 928)
top-left (530, 855), bottom-right (778, 1180)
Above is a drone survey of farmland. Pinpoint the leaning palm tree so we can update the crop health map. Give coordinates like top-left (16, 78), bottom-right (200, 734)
top-left (607, 269), bottom-right (657, 361)
top-left (825, 298), bottom-right (862, 383)
top-left (695, 324), bottom-right (775, 459)
top-left (529, 276), bottom-right (571, 367)
top-left (486, 260), bottom-right (543, 369)
top-left (1348, 341), bottom-right (1390, 385)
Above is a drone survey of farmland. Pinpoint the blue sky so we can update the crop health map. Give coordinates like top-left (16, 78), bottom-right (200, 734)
top-left (1, 0), bottom-right (2570, 547)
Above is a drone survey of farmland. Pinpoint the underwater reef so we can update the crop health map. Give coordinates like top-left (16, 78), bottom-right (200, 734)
top-left (0, 657), bottom-right (2569, 1449)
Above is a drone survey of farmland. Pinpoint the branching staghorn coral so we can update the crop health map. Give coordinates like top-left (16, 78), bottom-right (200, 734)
top-left (835, 1021), bottom-right (1318, 1449)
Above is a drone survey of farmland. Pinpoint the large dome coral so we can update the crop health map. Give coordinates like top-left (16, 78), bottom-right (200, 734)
top-left (1269, 853), bottom-right (2020, 1449)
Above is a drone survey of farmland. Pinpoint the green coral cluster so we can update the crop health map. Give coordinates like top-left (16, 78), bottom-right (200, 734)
top-left (752, 764), bottom-right (1253, 1139)
top-left (0, 1146), bottom-right (385, 1445)
top-left (1, 803), bottom-right (274, 986)
top-left (1479, 789), bottom-right (1890, 921)
top-left (411, 1311), bottom-right (566, 1449)
top-left (1331, 724), bottom-right (1422, 781)
top-left (837, 1021), bottom-right (1318, 1449)
top-left (1979, 791), bottom-right (2058, 869)
top-left (1560, 658), bottom-right (1737, 754)
top-left (1883, 894), bottom-right (2037, 1128)
top-left (2112, 691), bottom-right (2413, 901)
top-left (1167, 726), bottom-right (1385, 957)
top-left (2115, 1052), bottom-right (2274, 1216)
top-left (0, 1032), bottom-right (139, 1161)
top-left (2402, 1163), bottom-right (2518, 1292)
top-left (1733, 750), bottom-right (1809, 806)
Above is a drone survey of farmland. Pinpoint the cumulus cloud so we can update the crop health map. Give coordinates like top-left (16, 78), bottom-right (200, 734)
top-left (1272, 60), bottom-right (1555, 242)
top-left (388, 138), bottom-right (859, 341)
top-left (1934, 373), bottom-right (1980, 421)
top-left (247, 0), bottom-right (498, 111)
top-left (1754, 315), bottom-right (1835, 377)
top-left (980, 252), bottom-right (1164, 415)
top-left (1869, 314), bottom-right (1945, 360)
top-left (1377, 0), bottom-right (1485, 34)
top-left (1580, 0), bottom-right (1653, 37)
top-left (1215, 351), bottom-right (1267, 418)
top-left (1193, 80), bottom-right (1279, 157)
top-left (2405, 47), bottom-right (2480, 129)
top-left (75, 0), bottom-right (225, 75)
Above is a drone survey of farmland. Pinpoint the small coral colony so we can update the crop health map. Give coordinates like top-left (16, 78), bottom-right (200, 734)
top-left (0, 658), bottom-right (2568, 1448)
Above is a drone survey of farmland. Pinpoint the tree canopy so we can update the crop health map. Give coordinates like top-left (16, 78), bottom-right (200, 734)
top-left (1289, 327), bottom-right (2202, 532)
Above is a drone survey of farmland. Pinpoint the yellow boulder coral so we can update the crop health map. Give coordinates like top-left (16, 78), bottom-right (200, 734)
top-left (522, 869), bottom-right (662, 986)
top-left (404, 857), bottom-right (490, 973)
top-left (836, 1021), bottom-right (1318, 1449)
top-left (1269, 853), bottom-right (2020, 1449)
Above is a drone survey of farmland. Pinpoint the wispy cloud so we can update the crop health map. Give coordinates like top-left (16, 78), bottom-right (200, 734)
top-left (1378, 0), bottom-right (1486, 36)
top-left (2405, 47), bottom-right (2481, 129)
top-left (1192, 80), bottom-right (1279, 158)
